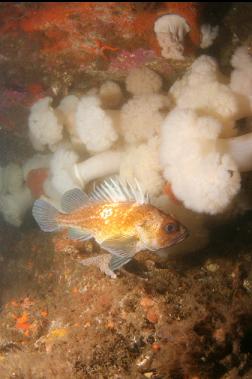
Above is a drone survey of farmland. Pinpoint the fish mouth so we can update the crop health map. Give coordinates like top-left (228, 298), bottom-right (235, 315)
top-left (172, 228), bottom-right (189, 245)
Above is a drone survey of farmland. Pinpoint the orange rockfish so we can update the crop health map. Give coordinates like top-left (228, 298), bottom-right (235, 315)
top-left (32, 177), bottom-right (188, 277)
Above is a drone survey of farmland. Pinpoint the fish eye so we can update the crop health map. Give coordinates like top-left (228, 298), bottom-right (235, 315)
top-left (164, 223), bottom-right (178, 233)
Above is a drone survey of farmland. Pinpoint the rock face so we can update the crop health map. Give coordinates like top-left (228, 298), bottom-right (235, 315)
top-left (0, 3), bottom-right (249, 136)
top-left (1, 217), bottom-right (252, 378)
top-left (0, 2), bottom-right (194, 137)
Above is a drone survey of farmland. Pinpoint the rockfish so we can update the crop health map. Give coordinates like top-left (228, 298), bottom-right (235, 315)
top-left (32, 177), bottom-right (188, 278)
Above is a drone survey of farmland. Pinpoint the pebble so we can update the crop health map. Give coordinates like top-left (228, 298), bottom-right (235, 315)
top-left (205, 261), bottom-right (219, 273)
top-left (140, 297), bottom-right (155, 309)
top-left (136, 352), bottom-right (153, 372)
top-left (151, 342), bottom-right (161, 351)
top-left (213, 328), bottom-right (225, 343)
top-left (146, 310), bottom-right (159, 324)
top-left (144, 372), bottom-right (154, 378)
top-left (243, 279), bottom-right (252, 293)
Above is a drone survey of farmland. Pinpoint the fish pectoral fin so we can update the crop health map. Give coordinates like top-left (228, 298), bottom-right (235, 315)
top-left (61, 188), bottom-right (89, 213)
top-left (68, 227), bottom-right (92, 241)
top-left (101, 235), bottom-right (137, 258)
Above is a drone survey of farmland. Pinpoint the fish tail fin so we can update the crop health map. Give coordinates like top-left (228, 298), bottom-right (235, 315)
top-left (32, 199), bottom-right (60, 232)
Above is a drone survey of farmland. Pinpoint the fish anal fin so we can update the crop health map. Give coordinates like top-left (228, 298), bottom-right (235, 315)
top-left (108, 255), bottom-right (131, 271)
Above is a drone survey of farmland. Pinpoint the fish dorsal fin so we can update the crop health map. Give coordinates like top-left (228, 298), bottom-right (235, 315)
top-left (90, 176), bottom-right (149, 204)
top-left (61, 188), bottom-right (89, 213)
top-left (101, 235), bottom-right (137, 258)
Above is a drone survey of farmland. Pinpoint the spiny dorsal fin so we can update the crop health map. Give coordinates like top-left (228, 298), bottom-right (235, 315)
top-left (61, 188), bottom-right (89, 213)
top-left (89, 176), bottom-right (149, 204)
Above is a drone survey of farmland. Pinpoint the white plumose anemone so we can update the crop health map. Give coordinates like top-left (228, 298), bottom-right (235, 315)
top-left (120, 137), bottom-right (164, 198)
top-left (48, 145), bottom-right (81, 196)
top-left (126, 67), bottom-right (162, 96)
top-left (2, 163), bottom-right (24, 195)
top-left (74, 150), bottom-right (124, 187)
top-left (0, 187), bottom-right (33, 227)
top-left (230, 46), bottom-right (252, 112)
top-left (121, 94), bottom-right (168, 144)
top-left (99, 81), bottom-right (123, 108)
top-left (160, 108), bottom-right (241, 214)
top-left (154, 14), bottom-right (190, 60)
top-left (29, 97), bottom-right (63, 151)
top-left (75, 96), bottom-right (118, 153)
top-left (170, 55), bottom-right (244, 137)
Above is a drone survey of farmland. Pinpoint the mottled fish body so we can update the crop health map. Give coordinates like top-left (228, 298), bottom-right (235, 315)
top-left (32, 177), bottom-right (188, 277)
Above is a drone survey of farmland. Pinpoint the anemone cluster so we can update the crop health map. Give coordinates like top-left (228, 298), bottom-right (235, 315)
top-left (1, 46), bottom-right (252, 253)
